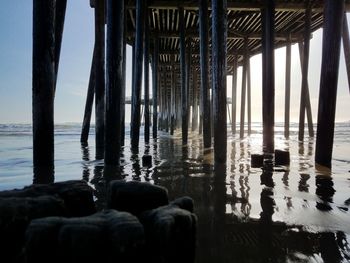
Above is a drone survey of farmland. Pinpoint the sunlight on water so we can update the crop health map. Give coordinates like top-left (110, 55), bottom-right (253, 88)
top-left (0, 122), bottom-right (350, 262)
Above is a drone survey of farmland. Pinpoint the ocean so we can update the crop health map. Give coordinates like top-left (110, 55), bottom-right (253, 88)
top-left (1, 122), bottom-right (350, 262)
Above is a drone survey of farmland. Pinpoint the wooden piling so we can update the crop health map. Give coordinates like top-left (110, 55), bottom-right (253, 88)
top-left (240, 39), bottom-right (248, 139)
top-left (212, 0), bottom-right (227, 163)
top-left (298, 42), bottom-right (314, 138)
top-left (104, 0), bottom-right (124, 165)
top-left (32, 0), bottom-right (56, 168)
top-left (199, 0), bottom-right (212, 148)
top-left (261, 0), bottom-right (275, 153)
top-left (80, 46), bottom-right (96, 143)
top-left (170, 56), bottom-right (176, 135)
top-left (131, 0), bottom-right (144, 149)
top-left (342, 14), bottom-right (350, 92)
top-left (94, 0), bottom-right (105, 159)
top-left (284, 35), bottom-right (291, 139)
top-left (192, 69), bottom-right (198, 131)
top-left (121, 32), bottom-right (126, 147)
top-left (54, 0), bottom-right (67, 89)
top-left (231, 53), bottom-right (238, 135)
top-left (298, 1), bottom-right (313, 141)
top-left (152, 36), bottom-right (159, 139)
top-left (144, 7), bottom-right (150, 143)
top-left (247, 55), bottom-right (251, 136)
top-left (316, 0), bottom-right (344, 168)
top-left (187, 40), bottom-right (192, 130)
top-left (179, 7), bottom-right (188, 145)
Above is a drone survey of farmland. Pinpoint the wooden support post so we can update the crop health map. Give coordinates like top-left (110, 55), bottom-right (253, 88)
top-left (33, 0), bottom-right (55, 169)
top-left (81, 46), bottom-right (96, 143)
top-left (170, 56), bottom-right (176, 135)
top-left (316, 0), bottom-right (344, 168)
top-left (131, 0), bottom-right (144, 149)
top-left (192, 69), bottom-right (198, 131)
top-left (187, 40), bottom-right (192, 130)
top-left (152, 36), bottom-right (159, 139)
top-left (261, 0), bottom-right (275, 153)
top-left (121, 32), bottom-right (126, 147)
top-left (298, 42), bottom-right (314, 138)
top-left (94, 0), bottom-right (105, 159)
top-left (105, 0), bottom-right (124, 165)
top-left (240, 39), bottom-right (248, 139)
top-left (199, 0), bottom-right (212, 147)
top-left (54, 0), bottom-right (67, 90)
top-left (212, 0), bottom-right (227, 163)
top-left (342, 14), bottom-right (350, 92)
top-left (231, 53), bottom-right (238, 134)
top-left (298, 1), bottom-right (314, 141)
top-left (247, 55), bottom-right (252, 136)
top-left (144, 7), bottom-right (150, 143)
top-left (179, 7), bottom-right (188, 145)
top-left (284, 35), bottom-right (291, 139)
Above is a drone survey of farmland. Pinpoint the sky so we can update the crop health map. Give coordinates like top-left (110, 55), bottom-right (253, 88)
top-left (0, 1), bottom-right (349, 124)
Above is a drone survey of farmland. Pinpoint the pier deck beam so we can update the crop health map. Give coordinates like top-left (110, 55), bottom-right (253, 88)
top-left (212, 0), bottom-right (227, 163)
top-left (199, 0), bottom-right (212, 148)
top-left (131, 0), bottom-right (144, 150)
top-left (94, 0), bottom-right (105, 159)
top-left (261, 0), bottom-right (275, 153)
top-left (104, 0), bottom-right (124, 165)
top-left (316, 0), bottom-right (345, 168)
top-left (32, 0), bottom-right (56, 170)
top-left (179, 7), bottom-right (188, 145)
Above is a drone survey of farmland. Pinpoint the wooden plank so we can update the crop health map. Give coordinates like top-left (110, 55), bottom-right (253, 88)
top-left (212, 0), bottom-right (228, 163)
top-left (316, 0), bottom-right (345, 168)
top-left (105, 0), bottom-right (124, 165)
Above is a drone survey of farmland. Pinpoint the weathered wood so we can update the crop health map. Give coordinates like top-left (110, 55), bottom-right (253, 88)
top-left (316, 0), bottom-right (345, 168)
top-left (131, 0), bottom-right (144, 149)
top-left (298, 1), bottom-right (313, 141)
top-left (179, 7), bottom-right (188, 145)
top-left (144, 6), bottom-right (150, 143)
top-left (212, 0), bottom-right (227, 163)
top-left (342, 13), bottom-right (350, 92)
top-left (199, 0), bottom-right (212, 148)
top-left (104, 0), bottom-right (124, 165)
top-left (121, 32), bottom-right (126, 147)
top-left (192, 69), bottom-right (198, 131)
top-left (284, 36), bottom-right (291, 139)
top-left (261, 0), bottom-right (275, 153)
top-left (231, 53), bottom-right (238, 134)
top-left (247, 55), bottom-right (251, 136)
top-left (32, 0), bottom-right (55, 169)
top-left (54, 0), bottom-right (67, 90)
top-left (152, 36), bottom-right (159, 139)
top-left (81, 46), bottom-right (96, 143)
top-left (94, 0), bottom-right (105, 159)
top-left (298, 41), bottom-right (314, 139)
top-left (240, 39), bottom-right (248, 139)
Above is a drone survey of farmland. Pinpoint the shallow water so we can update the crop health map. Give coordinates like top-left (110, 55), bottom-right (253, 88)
top-left (1, 122), bottom-right (350, 262)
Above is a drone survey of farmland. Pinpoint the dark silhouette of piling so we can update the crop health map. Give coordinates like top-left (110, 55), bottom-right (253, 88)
top-left (240, 38), bottom-right (248, 139)
top-left (342, 14), bottom-right (350, 92)
top-left (152, 37), bottom-right (159, 139)
top-left (316, 0), bottom-right (344, 168)
top-left (104, 0), bottom-right (124, 165)
top-left (32, 0), bottom-right (56, 169)
top-left (284, 35), bottom-right (291, 139)
top-left (80, 46), bottom-right (96, 143)
top-left (179, 7), bottom-right (188, 145)
top-left (94, 0), bottom-right (105, 159)
top-left (192, 69), bottom-right (198, 132)
top-left (131, 0), bottom-right (144, 150)
top-left (212, 0), bottom-right (227, 163)
top-left (231, 53), bottom-right (238, 135)
top-left (247, 56), bottom-right (252, 136)
top-left (199, 0), bottom-right (211, 148)
top-left (144, 5), bottom-right (150, 144)
top-left (261, 0), bottom-right (275, 153)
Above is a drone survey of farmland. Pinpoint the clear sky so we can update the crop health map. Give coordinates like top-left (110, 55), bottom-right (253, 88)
top-left (0, 1), bottom-right (349, 124)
